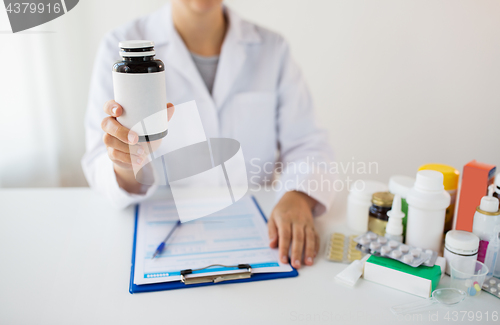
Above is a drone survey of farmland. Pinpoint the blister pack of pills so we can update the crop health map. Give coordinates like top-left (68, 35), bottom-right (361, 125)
top-left (354, 231), bottom-right (437, 268)
top-left (325, 233), bottom-right (364, 263)
top-left (482, 277), bottom-right (500, 299)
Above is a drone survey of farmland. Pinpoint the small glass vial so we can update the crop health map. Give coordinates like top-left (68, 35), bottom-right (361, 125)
top-left (368, 192), bottom-right (394, 236)
top-left (112, 40), bottom-right (168, 142)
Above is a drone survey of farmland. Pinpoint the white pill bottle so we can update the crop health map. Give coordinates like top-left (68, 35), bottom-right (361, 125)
top-left (443, 230), bottom-right (479, 275)
top-left (405, 170), bottom-right (451, 252)
top-left (347, 180), bottom-right (388, 233)
top-left (112, 40), bottom-right (168, 142)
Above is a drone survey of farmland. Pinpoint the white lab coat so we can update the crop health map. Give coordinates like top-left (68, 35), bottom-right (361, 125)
top-left (82, 4), bottom-right (335, 215)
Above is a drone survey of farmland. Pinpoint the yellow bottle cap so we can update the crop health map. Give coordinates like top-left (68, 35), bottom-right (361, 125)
top-left (418, 164), bottom-right (459, 190)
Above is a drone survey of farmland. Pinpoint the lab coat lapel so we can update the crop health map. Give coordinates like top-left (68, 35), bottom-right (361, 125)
top-left (145, 4), bottom-right (214, 107)
top-left (150, 5), bottom-right (219, 138)
top-left (165, 26), bottom-right (214, 106)
top-left (143, 5), bottom-right (261, 135)
top-left (212, 32), bottom-right (245, 109)
top-left (212, 8), bottom-right (260, 109)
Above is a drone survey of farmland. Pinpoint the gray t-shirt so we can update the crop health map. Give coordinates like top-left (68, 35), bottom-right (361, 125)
top-left (190, 52), bottom-right (219, 94)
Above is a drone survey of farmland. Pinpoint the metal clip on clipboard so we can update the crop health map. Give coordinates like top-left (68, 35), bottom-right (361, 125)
top-left (180, 264), bottom-right (252, 285)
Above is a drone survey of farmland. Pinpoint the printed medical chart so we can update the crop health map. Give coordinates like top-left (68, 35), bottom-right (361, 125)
top-left (134, 196), bottom-right (293, 285)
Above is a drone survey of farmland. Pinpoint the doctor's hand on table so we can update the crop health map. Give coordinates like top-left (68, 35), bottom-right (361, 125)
top-left (101, 100), bottom-right (175, 194)
top-left (101, 100), bottom-right (319, 269)
top-left (268, 191), bottom-right (320, 269)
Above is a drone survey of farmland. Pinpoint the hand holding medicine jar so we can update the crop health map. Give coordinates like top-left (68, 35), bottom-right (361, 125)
top-left (101, 40), bottom-right (175, 194)
top-left (112, 40), bottom-right (169, 142)
top-left (83, 2), bottom-right (334, 271)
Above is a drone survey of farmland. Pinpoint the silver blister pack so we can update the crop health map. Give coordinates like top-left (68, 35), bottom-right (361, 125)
top-left (354, 231), bottom-right (437, 268)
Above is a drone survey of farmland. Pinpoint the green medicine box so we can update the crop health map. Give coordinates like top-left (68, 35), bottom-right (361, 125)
top-left (364, 255), bottom-right (442, 298)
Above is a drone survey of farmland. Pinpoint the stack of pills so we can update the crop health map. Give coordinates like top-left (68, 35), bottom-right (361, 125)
top-left (326, 233), bottom-right (363, 263)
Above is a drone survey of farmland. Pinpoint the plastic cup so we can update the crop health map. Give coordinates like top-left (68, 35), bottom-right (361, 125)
top-left (450, 259), bottom-right (488, 297)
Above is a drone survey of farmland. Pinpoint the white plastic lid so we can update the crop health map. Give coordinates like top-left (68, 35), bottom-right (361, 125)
top-left (388, 175), bottom-right (415, 198)
top-left (119, 40), bottom-right (154, 49)
top-left (349, 180), bottom-right (388, 201)
top-left (118, 40), bottom-right (155, 57)
top-left (414, 170), bottom-right (444, 192)
top-left (407, 170), bottom-right (451, 209)
top-left (479, 196), bottom-right (499, 213)
top-left (445, 230), bottom-right (479, 254)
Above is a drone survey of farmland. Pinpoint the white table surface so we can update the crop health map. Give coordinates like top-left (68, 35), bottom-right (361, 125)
top-left (0, 188), bottom-right (498, 325)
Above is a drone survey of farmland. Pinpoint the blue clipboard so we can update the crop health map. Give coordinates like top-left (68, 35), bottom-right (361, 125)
top-left (129, 196), bottom-right (298, 293)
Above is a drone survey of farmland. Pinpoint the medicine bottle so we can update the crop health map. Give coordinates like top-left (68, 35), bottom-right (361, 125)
top-left (388, 175), bottom-right (415, 240)
top-left (347, 180), bottom-right (388, 233)
top-left (472, 194), bottom-right (500, 263)
top-left (418, 164), bottom-right (459, 234)
top-left (368, 192), bottom-right (394, 236)
top-left (443, 230), bottom-right (479, 275)
top-left (385, 194), bottom-right (405, 242)
top-left (406, 170), bottom-right (451, 252)
top-left (112, 40), bottom-right (168, 142)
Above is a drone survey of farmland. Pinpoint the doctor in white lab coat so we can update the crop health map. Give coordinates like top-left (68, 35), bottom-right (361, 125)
top-left (82, 0), bottom-right (335, 269)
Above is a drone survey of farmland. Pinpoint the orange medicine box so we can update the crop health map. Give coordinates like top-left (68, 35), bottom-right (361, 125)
top-left (454, 160), bottom-right (496, 232)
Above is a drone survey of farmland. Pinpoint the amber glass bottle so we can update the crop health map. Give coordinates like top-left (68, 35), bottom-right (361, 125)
top-left (368, 192), bottom-right (395, 236)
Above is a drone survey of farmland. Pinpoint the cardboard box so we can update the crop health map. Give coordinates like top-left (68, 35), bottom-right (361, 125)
top-left (454, 160), bottom-right (496, 232)
top-left (363, 255), bottom-right (442, 298)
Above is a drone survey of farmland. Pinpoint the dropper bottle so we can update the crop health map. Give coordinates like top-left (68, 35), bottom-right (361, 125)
top-left (385, 194), bottom-right (405, 242)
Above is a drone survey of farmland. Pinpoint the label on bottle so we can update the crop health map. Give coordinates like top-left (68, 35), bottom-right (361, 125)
top-left (112, 71), bottom-right (168, 136)
top-left (368, 216), bottom-right (388, 237)
top-left (443, 247), bottom-right (478, 275)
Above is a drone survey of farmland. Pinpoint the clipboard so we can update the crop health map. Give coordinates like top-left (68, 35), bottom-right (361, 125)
top-left (129, 197), bottom-right (298, 293)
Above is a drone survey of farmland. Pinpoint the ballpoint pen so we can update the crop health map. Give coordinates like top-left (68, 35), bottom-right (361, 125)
top-left (151, 220), bottom-right (181, 259)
